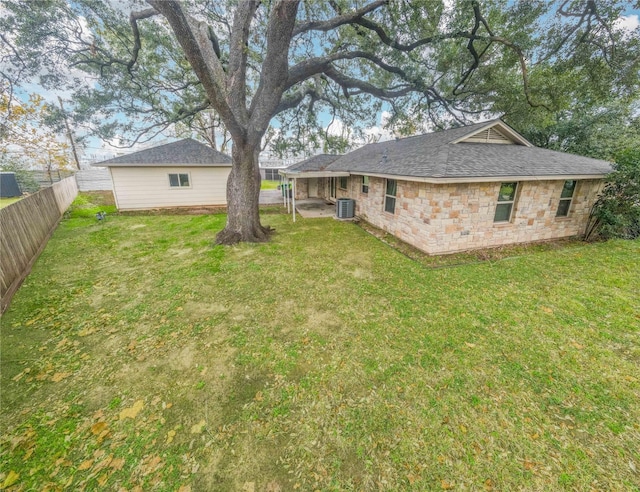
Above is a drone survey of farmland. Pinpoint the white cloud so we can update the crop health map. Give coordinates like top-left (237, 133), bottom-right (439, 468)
top-left (614, 14), bottom-right (639, 35)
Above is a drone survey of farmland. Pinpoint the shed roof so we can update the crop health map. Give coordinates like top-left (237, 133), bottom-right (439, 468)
top-left (92, 138), bottom-right (232, 167)
top-left (324, 120), bottom-right (612, 180)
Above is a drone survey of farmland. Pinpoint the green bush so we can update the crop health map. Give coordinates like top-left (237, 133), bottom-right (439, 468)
top-left (586, 149), bottom-right (640, 240)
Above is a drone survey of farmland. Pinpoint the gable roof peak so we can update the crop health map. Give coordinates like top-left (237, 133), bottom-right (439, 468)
top-left (451, 119), bottom-right (533, 147)
top-left (91, 137), bottom-right (232, 167)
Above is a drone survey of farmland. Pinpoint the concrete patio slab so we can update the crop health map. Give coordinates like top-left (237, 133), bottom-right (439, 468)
top-left (295, 199), bottom-right (336, 218)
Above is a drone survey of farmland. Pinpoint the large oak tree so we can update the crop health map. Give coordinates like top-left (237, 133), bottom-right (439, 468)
top-left (1, 0), bottom-right (637, 243)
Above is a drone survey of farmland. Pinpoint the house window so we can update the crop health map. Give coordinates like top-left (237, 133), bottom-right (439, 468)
top-left (556, 180), bottom-right (577, 217)
top-left (493, 182), bottom-right (517, 222)
top-left (362, 176), bottom-right (369, 194)
top-left (339, 176), bottom-right (348, 190)
top-left (264, 168), bottom-right (280, 181)
top-left (169, 173), bottom-right (190, 188)
top-left (384, 179), bottom-right (397, 214)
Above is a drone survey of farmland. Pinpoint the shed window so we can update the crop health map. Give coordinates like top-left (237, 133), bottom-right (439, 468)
top-left (362, 176), bottom-right (369, 194)
top-left (169, 173), bottom-right (190, 188)
top-left (385, 179), bottom-right (397, 214)
top-left (494, 182), bottom-right (517, 222)
top-left (265, 168), bottom-right (280, 181)
top-left (556, 180), bottom-right (576, 217)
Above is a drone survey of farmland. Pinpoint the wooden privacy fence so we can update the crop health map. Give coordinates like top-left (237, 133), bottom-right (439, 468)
top-left (1, 176), bottom-right (78, 313)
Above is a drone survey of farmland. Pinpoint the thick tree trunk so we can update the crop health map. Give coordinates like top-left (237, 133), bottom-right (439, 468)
top-left (215, 141), bottom-right (271, 245)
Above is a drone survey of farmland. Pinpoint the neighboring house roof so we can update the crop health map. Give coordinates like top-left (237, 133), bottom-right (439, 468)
top-left (286, 119), bottom-right (611, 181)
top-left (92, 138), bottom-right (232, 167)
top-left (285, 154), bottom-right (341, 172)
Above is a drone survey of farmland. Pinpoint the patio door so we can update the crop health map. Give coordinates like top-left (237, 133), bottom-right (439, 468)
top-left (329, 177), bottom-right (337, 201)
top-left (309, 178), bottom-right (318, 198)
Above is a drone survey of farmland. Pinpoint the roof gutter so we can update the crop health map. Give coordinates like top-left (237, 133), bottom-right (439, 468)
top-left (350, 172), bottom-right (608, 184)
top-left (279, 170), bottom-right (350, 178)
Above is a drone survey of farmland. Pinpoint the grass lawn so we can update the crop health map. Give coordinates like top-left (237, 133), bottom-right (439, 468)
top-left (261, 180), bottom-right (281, 190)
top-left (0, 197), bottom-right (23, 209)
top-left (1, 198), bottom-right (639, 491)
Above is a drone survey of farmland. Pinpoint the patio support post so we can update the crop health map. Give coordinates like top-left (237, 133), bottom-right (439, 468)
top-left (287, 178), bottom-right (291, 213)
top-left (292, 177), bottom-right (296, 223)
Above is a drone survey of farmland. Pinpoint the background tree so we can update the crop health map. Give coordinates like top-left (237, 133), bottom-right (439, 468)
top-left (1, 0), bottom-right (638, 243)
top-left (0, 92), bottom-right (71, 175)
top-left (172, 109), bottom-right (231, 153)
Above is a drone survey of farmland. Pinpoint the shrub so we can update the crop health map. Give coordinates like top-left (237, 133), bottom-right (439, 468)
top-left (585, 149), bottom-right (640, 241)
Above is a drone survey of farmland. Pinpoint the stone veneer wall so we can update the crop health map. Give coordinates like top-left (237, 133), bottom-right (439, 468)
top-left (293, 178), bottom-right (308, 200)
top-left (295, 177), bottom-right (351, 201)
top-left (352, 175), bottom-right (602, 254)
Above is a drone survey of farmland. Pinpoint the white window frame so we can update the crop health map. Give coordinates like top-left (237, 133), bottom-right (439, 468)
top-left (384, 179), bottom-right (397, 214)
top-left (168, 172), bottom-right (191, 188)
top-left (362, 175), bottom-right (369, 194)
top-left (556, 180), bottom-right (577, 217)
top-left (494, 182), bottom-right (518, 223)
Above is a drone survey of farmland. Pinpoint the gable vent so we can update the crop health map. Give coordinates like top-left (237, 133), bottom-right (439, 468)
top-left (464, 127), bottom-right (514, 144)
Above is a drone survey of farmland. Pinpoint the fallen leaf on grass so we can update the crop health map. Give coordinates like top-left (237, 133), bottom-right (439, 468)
top-left (110, 458), bottom-right (125, 471)
top-left (254, 391), bottom-right (264, 402)
top-left (78, 459), bottom-right (93, 471)
top-left (23, 446), bottom-right (35, 461)
top-left (119, 400), bottom-right (144, 420)
top-left (464, 342), bottom-right (476, 348)
top-left (2, 470), bottom-right (20, 488)
top-left (142, 456), bottom-right (163, 476)
top-left (570, 341), bottom-right (584, 350)
top-left (177, 486), bottom-right (192, 492)
top-left (242, 482), bottom-right (255, 492)
top-left (78, 327), bottom-right (96, 337)
top-left (51, 372), bottom-right (71, 382)
top-left (441, 479), bottom-right (454, 490)
top-left (91, 422), bottom-right (108, 435)
top-left (166, 429), bottom-right (176, 444)
top-left (523, 460), bottom-right (536, 471)
top-left (407, 473), bottom-right (419, 485)
top-left (190, 420), bottom-right (206, 434)
top-left (484, 478), bottom-right (494, 490)
top-left (12, 368), bottom-right (30, 382)
top-left (35, 372), bottom-right (49, 381)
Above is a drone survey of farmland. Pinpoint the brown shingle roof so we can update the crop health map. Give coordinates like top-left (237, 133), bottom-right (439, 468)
top-left (325, 120), bottom-right (612, 178)
top-left (92, 138), bottom-right (232, 167)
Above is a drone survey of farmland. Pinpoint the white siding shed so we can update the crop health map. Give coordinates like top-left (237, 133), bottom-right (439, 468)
top-left (93, 138), bottom-right (232, 211)
top-left (109, 166), bottom-right (230, 210)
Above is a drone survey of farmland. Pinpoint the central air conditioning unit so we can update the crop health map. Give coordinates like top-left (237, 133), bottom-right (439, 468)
top-left (336, 198), bottom-right (355, 219)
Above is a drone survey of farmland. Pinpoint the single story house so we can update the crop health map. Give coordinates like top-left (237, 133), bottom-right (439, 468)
top-left (280, 119), bottom-right (612, 255)
top-left (93, 138), bottom-right (232, 210)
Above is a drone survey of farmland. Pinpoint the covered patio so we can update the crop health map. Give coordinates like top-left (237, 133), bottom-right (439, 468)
top-left (294, 198), bottom-right (336, 218)
top-left (279, 156), bottom-right (348, 222)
